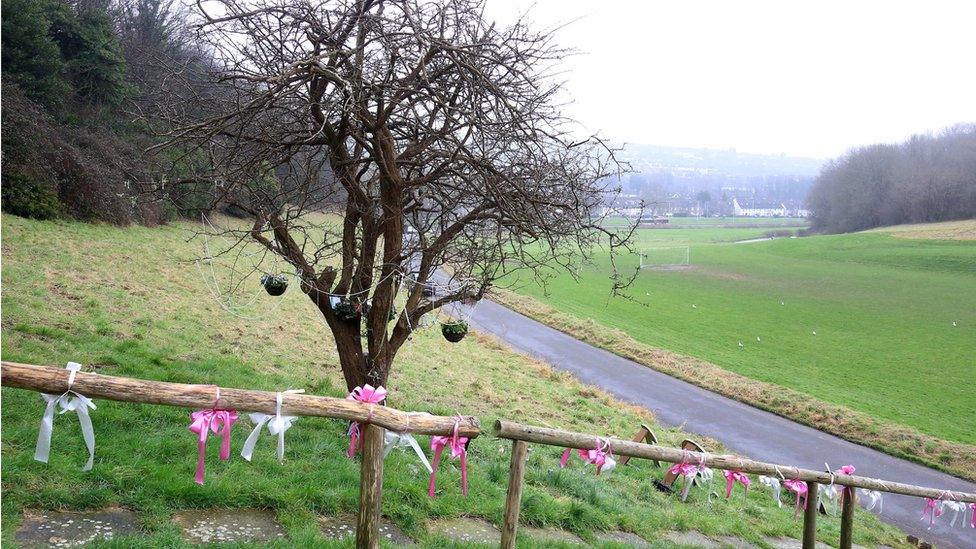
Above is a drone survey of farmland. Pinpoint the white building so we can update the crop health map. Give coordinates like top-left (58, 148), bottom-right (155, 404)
top-left (732, 198), bottom-right (787, 217)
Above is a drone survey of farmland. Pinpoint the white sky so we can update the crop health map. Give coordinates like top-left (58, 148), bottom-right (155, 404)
top-left (482, 0), bottom-right (976, 158)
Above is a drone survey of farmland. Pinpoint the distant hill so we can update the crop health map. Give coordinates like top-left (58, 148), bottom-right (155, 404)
top-left (618, 144), bottom-right (824, 178)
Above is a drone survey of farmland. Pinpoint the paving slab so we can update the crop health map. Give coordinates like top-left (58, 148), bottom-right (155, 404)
top-left (15, 507), bottom-right (141, 548)
top-left (521, 525), bottom-right (584, 544)
top-left (318, 514), bottom-right (413, 545)
top-left (593, 530), bottom-right (652, 547)
top-left (664, 530), bottom-right (722, 547)
top-left (761, 537), bottom-right (831, 549)
top-left (172, 508), bottom-right (287, 544)
top-left (428, 517), bottom-right (500, 545)
top-left (715, 535), bottom-right (759, 548)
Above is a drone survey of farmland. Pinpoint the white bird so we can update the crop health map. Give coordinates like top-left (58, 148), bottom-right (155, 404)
top-left (692, 304), bottom-right (697, 309)
top-left (780, 301), bottom-right (785, 306)
top-left (756, 337), bottom-right (761, 342)
top-left (952, 321), bottom-right (957, 327)
top-left (738, 341), bottom-right (744, 348)
top-left (812, 331), bottom-right (817, 335)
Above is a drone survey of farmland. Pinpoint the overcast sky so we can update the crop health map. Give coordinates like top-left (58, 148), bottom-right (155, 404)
top-left (482, 0), bottom-right (976, 159)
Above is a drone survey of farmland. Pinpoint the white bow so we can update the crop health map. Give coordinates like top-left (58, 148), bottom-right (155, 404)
top-left (383, 431), bottom-right (433, 473)
top-left (759, 475), bottom-right (783, 507)
top-left (35, 362), bottom-right (96, 471)
top-left (601, 455), bottom-right (617, 475)
top-left (943, 500), bottom-right (967, 527)
top-left (819, 484), bottom-right (841, 516)
top-left (241, 389), bottom-right (303, 463)
top-left (861, 489), bottom-right (883, 514)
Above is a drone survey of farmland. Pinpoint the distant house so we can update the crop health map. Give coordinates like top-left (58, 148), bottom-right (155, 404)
top-left (732, 198), bottom-right (787, 217)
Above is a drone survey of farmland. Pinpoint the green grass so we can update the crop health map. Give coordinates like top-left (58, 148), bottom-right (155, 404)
top-left (0, 214), bottom-right (907, 548)
top-left (507, 226), bottom-right (976, 448)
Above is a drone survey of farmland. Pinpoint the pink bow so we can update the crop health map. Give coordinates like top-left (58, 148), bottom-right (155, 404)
top-left (346, 385), bottom-right (387, 458)
top-left (188, 409), bottom-right (238, 485)
top-left (834, 465), bottom-right (855, 504)
top-left (668, 462), bottom-right (700, 478)
top-left (921, 497), bottom-right (943, 529)
top-left (428, 420), bottom-right (468, 497)
top-left (559, 440), bottom-right (614, 475)
top-left (723, 470), bottom-right (750, 499)
top-left (783, 479), bottom-right (808, 518)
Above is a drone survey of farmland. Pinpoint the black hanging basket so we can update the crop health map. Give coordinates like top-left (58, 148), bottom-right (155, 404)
top-left (261, 274), bottom-right (288, 296)
top-left (441, 321), bottom-right (468, 343)
top-left (333, 299), bottom-right (363, 323)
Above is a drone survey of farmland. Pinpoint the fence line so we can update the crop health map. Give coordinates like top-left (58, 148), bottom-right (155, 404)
top-left (0, 361), bottom-right (481, 549)
top-left (493, 419), bottom-right (976, 549)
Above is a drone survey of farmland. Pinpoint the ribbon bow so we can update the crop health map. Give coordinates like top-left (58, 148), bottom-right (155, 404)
top-left (383, 432), bottom-right (433, 473)
top-left (559, 439), bottom-right (616, 475)
top-left (921, 497), bottom-right (944, 529)
top-left (34, 362), bottom-right (97, 471)
top-left (668, 452), bottom-right (708, 502)
top-left (861, 489), bottom-right (884, 514)
top-left (942, 500), bottom-right (968, 528)
top-left (783, 479), bottom-right (808, 518)
top-left (241, 389), bottom-right (304, 464)
top-left (189, 403), bottom-right (238, 485)
top-left (346, 385), bottom-right (387, 458)
top-left (759, 475), bottom-right (783, 507)
top-left (427, 419), bottom-right (469, 497)
top-left (723, 470), bottom-right (750, 499)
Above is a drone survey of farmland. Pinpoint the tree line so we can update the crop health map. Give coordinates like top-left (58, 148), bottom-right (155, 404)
top-left (806, 125), bottom-right (976, 233)
top-left (1, 0), bottom-right (211, 224)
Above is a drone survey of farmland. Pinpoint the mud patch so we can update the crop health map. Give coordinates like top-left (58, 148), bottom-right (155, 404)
top-left (521, 526), bottom-right (583, 544)
top-left (172, 508), bottom-right (287, 544)
top-left (664, 530), bottom-right (722, 547)
top-left (15, 507), bottom-right (141, 548)
top-left (318, 514), bottom-right (413, 545)
top-left (428, 517), bottom-right (500, 544)
top-left (593, 530), bottom-right (651, 547)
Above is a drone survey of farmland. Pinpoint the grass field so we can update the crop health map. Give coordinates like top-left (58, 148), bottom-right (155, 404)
top-left (502, 222), bottom-right (976, 475)
top-left (0, 214), bottom-right (906, 548)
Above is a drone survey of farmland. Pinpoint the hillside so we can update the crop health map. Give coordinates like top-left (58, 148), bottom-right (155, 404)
top-left (0, 215), bottom-right (906, 547)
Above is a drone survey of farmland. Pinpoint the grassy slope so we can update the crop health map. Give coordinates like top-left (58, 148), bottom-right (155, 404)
top-left (0, 215), bottom-right (905, 548)
top-left (501, 226), bottom-right (976, 476)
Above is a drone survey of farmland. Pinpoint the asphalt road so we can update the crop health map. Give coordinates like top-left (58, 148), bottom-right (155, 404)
top-left (467, 298), bottom-right (976, 548)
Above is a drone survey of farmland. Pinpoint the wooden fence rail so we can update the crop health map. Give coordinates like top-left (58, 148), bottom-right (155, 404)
top-left (494, 419), bottom-right (976, 549)
top-left (0, 361), bottom-right (481, 548)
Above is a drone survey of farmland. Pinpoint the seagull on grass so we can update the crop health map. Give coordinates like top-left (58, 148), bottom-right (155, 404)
top-left (952, 321), bottom-right (957, 327)
top-left (812, 331), bottom-right (817, 336)
top-left (692, 304), bottom-right (697, 309)
top-left (738, 341), bottom-right (744, 348)
top-left (756, 336), bottom-right (761, 342)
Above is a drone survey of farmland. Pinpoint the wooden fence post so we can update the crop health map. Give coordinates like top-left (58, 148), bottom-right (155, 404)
top-left (356, 424), bottom-right (385, 549)
top-left (840, 487), bottom-right (855, 549)
top-left (802, 481), bottom-right (818, 549)
top-left (500, 440), bottom-right (529, 549)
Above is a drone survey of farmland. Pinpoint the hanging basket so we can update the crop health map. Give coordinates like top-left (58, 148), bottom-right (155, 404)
top-left (333, 299), bottom-right (363, 323)
top-left (261, 274), bottom-right (288, 296)
top-left (441, 321), bottom-right (468, 343)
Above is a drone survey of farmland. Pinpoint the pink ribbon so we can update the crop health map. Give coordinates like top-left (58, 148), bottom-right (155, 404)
top-left (723, 470), bottom-right (750, 499)
top-left (783, 479), bottom-right (808, 518)
top-left (834, 464), bottom-right (855, 504)
top-left (188, 409), bottom-right (238, 485)
top-left (559, 439), bottom-right (615, 474)
top-left (428, 420), bottom-right (468, 497)
top-left (921, 497), bottom-right (943, 529)
top-left (346, 384), bottom-right (387, 458)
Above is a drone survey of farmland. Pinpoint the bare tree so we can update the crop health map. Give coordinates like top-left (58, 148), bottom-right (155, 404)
top-left (150, 0), bottom-right (635, 390)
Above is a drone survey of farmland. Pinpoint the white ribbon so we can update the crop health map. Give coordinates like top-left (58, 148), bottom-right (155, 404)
top-left (861, 489), bottom-right (883, 514)
top-left (383, 431), bottom-right (433, 473)
top-left (943, 500), bottom-right (967, 527)
top-left (240, 389), bottom-right (303, 463)
top-left (759, 475), bottom-right (783, 507)
top-left (34, 362), bottom-right (96, 471)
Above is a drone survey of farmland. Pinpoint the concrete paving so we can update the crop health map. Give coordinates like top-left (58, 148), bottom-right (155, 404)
top-left (468, 298), bottom-right (976, 548)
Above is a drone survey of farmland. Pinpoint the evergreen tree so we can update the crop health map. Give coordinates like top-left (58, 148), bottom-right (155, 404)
top-left (0, 0), bottom-right (70, 108)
